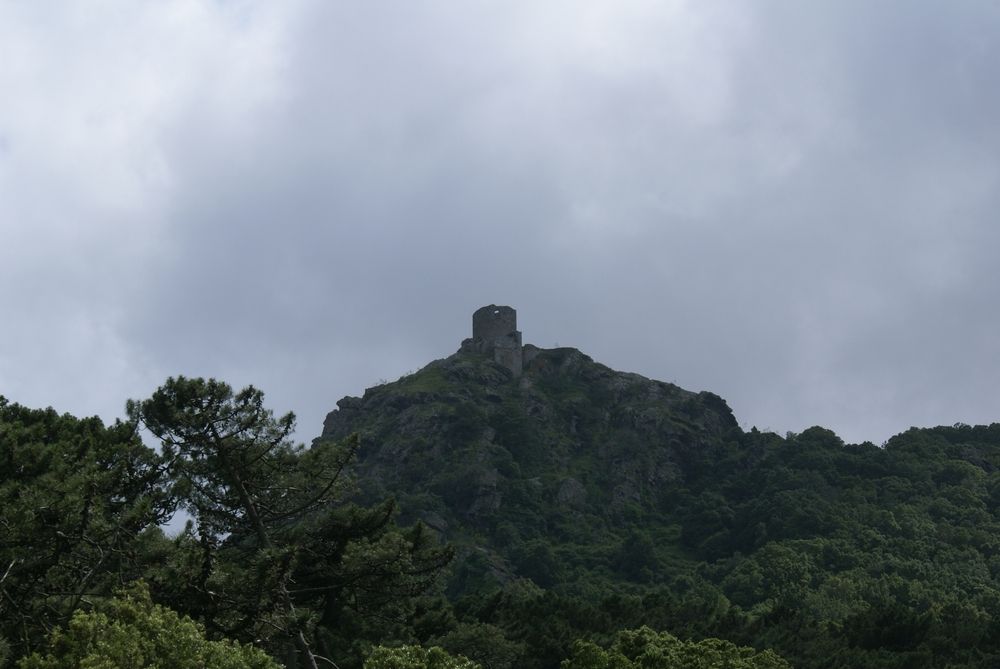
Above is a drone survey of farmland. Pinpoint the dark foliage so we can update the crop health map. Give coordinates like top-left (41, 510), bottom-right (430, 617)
top-left (319, 349), bottom-right (1000, 669)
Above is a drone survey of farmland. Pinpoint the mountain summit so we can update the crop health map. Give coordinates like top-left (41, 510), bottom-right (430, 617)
top-left (315, 307), bottom-right (1000, 668)
top-left (319, 306), bottom-right (739, 590)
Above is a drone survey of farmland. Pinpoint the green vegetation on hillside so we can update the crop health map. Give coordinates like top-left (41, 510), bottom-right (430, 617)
top-left (562, 626), bottom-right (790, 669)
top-left (321, 348), bottom-right (1000, 668)
top-left (0, 397), bottom-right (170, 658)
top-left (19, 583), bottom-right (280, 669)
top-left (0, 383), bottom-right (451, 669)
top-left (4, 347), bottom-right (1000, 668)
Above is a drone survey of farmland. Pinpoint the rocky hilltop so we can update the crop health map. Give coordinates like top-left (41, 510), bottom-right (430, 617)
top-left (313, 308), bottom-right (1000, 668)
top-left (319, 307), bottom-right (741, 592)
top-left (322, 346), bottom-right (738, 521)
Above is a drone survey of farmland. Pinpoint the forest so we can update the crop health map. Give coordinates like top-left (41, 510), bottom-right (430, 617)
top-left (3, 359), bottom-right (1000, 668)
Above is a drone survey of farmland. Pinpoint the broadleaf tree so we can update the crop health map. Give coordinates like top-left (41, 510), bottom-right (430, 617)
top-left (561, 626), bottom-right (791, 669)
top-left (18, 581), bottom-right (280, 669)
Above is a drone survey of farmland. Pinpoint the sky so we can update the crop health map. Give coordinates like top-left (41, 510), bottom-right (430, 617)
top-left (2, 1), bottom-right (999, 446)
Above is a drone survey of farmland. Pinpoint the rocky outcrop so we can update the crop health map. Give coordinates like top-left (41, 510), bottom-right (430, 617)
top-left (318, 346), bottom-right (739, 533)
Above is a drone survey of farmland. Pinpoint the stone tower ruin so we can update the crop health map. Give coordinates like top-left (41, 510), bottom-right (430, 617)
top-left (461, 305), bottom-right (523, 376)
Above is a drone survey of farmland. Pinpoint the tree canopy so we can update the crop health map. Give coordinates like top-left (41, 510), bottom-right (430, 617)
top-left (0, 398), bottom-right (170, 659)
top-left (7, 361), bottom-right (1000, 669)
top-left (128, 377), bottom-right (453, 668)
top-left (2, 380), bottom-right (453, 668)
top-left (18, 582), bottom-right (280, 669)
top-left (561, 626), bottom-right (790, 669)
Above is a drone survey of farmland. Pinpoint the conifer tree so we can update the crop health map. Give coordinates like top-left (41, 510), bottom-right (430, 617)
top-left (128, 377), bottom-right (452, 669)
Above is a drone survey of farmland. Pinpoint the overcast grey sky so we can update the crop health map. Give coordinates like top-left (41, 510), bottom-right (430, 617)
top-left (2, 1), bottom-right (999, 446)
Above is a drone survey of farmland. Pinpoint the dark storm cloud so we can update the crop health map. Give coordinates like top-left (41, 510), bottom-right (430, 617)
top-left (2, 2), bottom-right (999, 445)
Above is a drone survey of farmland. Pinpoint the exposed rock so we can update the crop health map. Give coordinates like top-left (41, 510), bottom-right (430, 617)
top-left (556, 477), bottom-right (586, 507)
top-left (315, 322), bottom-right (740, 591)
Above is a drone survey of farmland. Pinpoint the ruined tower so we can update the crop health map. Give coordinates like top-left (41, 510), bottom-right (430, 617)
top-left (461, 305), bottom-right (523, 376)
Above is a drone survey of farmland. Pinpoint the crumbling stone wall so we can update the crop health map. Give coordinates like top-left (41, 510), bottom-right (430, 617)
top-left (473, 305), bottom-right (518, 341)
top-left (461, 305), bottom-right (523, 377)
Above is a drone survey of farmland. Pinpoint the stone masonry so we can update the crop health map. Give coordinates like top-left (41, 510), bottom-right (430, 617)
top-left (460, 305), bottom-right (523, 376)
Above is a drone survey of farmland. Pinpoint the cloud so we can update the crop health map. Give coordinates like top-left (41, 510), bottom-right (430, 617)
top-left (0, 1), bottom-right (299, 416)
top-left (2, 1), bottom-right (999, 445)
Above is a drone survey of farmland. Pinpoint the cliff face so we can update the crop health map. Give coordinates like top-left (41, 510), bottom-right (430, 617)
top-left (318, 346), bottom-right (740, 590)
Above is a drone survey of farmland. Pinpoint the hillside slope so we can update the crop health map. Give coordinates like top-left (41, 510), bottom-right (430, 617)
top-left (320, 346), bottom-right (740, 591)
top-left (318, 345), bottom-right (1000, 669)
